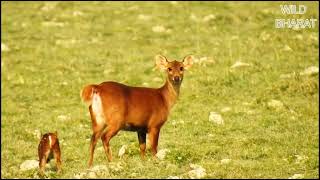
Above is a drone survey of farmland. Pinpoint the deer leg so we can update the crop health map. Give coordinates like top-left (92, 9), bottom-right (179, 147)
top-left (137, 131), bottom-right (146, 159)
top-left (53, 143), bottom-right (62, 173)
top-left (148, 128), bottom-right (160, 156)
top-left (39, 150), bottom-right (50, 175)
top-left (88, 105), bottom-right (105, 168)
top-left (101, 124), bottom-right (120, 162)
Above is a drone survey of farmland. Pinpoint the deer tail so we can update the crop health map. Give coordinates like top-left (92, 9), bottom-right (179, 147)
top-left (80, 84), bottom-right (96, 106)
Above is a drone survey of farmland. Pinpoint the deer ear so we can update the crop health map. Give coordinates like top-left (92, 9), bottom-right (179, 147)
top-left (183, 55), bottom-right (193, 69)
top-left (155, 54), bottom-right (168, 70)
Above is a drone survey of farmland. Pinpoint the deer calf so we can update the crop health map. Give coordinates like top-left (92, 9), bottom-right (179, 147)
top-left (38, 132), bottom-right (62, 175)
top-left (81, 55), bottom-right (193, 167)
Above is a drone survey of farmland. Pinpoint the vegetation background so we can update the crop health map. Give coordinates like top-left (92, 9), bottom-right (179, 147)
top-left (1, 1), bottom-right (319, 179)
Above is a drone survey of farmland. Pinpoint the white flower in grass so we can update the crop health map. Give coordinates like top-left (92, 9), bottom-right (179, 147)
top-left (1, 42), bottom-right (10, 52)
top-left (167, 176), bottom-right (180, 179)
top-left (170, 1), bottom-right (178, 5)
top-left (33, 129), bottom-right (41, 139)
top-left (57, 114), bottom-right (71, 121)
top-left (230, 61), bottom-right (251, 69)
top-left (73, 11), bottom-right (84, 17)
top-left (294, 154), bottom-right (308, 164)
top-left (209, 112), bottom-right (224, 125)
top-left (190, 14), bottom-right (199, 22)
top-left (152, 25), bottom-right (166, 33)
top-left (203, 14), bottom-right (216, 22)
top-left (300, 66), bottom-right (318, 76)
top-left (138, 14), bottom-right (152, 21)
top-left (41, 2), bottom-right (57, 11)
top-left (221, 107), bottom-right (231, 113)
top-left (91, 165), bottom-right (108, 172)
top-left (220, 158), bottom-right (231, 164)
top-left (282, 45), bottom-right (292, 51)
top-left (288, 174), bottom-right (304, 179)
top-left (42, 21), bottom-right (65, 27)
top-left (267, 99), bottom-right (284, 110)
top-left (118, 145), bottom-right (127, 157)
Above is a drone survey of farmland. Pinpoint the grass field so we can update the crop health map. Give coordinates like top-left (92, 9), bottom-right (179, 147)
top-left (1, 1), bottom-right (319, 179)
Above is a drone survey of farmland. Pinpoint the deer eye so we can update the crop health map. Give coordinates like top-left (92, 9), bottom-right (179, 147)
top-left (168, 68), bottom-right (172, 72)
top-left (180, 67), bottom-right (184, 71)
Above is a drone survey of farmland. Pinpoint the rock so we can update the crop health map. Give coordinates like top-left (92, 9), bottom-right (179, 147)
top-left (156, 149), bottom-right (170, 160)
top-left (188, 164), bottom-right (206, 179)
top-left (267, 99), bottom-right (284, 110)
top-left (209, 112), bottom-right (224, 125)
top-left (230, 61), bottom-right (251, 69)
top-left (288, 174), bottom-right (304, 179)
top-left (20, 160), bottom-right (39, 171)
top-left (300, 66), bottom-right (319, 76)
top-left (220, 158), bottom-right (231, 164)
top-left (118, 145), bottom-right (127, 157)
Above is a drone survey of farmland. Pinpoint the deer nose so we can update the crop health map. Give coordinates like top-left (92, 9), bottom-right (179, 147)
top-left (174, 76), bottom-right (180, 82)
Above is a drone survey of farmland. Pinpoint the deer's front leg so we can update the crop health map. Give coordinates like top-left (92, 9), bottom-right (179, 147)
top-left (137, 131), bottom-right (146, 159)
top-left (148, 128), bottom-right (160, 156)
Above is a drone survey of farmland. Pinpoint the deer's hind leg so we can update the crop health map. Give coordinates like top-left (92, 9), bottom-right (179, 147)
top-left (88, 105), bottom-right (106, 167)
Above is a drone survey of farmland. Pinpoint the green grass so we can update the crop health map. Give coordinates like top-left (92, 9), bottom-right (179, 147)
top-left (1, 1), bottom-right (319, 179)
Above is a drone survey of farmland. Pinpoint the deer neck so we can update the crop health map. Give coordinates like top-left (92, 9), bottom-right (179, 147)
top-left (160, 78), bottom-right (181, 110)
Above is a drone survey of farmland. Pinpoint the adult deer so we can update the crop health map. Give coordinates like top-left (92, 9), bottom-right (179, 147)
top-left (81, 55), bottom-right (193, 167)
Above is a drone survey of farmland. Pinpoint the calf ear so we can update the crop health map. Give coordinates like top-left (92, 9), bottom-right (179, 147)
top-left (54, 131), bottom-right (58, 137)
top-left (155, 54), bottom-right (168, 70)
top-left (183, 55), bottom-right (193, 69)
